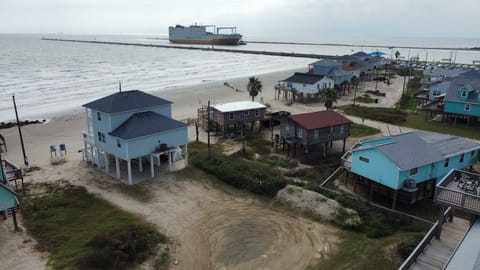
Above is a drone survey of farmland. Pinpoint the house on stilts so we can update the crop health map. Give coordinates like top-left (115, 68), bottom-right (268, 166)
top-left (82, 90), bottom-right (188, 185)
top-left (278, 110), bottom-right (352, 158)
top-left (341, 131), bottom-right (480, 209)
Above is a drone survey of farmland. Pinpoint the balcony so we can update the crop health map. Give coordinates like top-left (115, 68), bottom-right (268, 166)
top-left (82, 131), bottom-right (94, 145)
top-left (434, 169), bottom-right (480, 215)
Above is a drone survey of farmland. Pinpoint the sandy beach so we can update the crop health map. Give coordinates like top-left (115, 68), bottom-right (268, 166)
top-left (0, 67), bottom-right (405, 270)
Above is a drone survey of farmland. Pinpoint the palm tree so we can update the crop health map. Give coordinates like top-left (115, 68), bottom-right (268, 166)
top-left (395, 51), bottom-right (401, 59)
top-left (247, 76), bottom-right (262, 101)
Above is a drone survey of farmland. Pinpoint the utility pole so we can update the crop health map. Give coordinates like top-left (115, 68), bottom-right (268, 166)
top-left (207, 100), bottom-right (211, 159)
top-left (12, 95), bottom-right (28, 167)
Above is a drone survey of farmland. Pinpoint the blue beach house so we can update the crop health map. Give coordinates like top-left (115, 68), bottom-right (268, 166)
top-left (1, 157), bottom-right (19, 230)
top-left (341, 131), bottom-right (480, 208)
top-left (82, 90), bottom-right (188, 185)
top-left (443, 71), bottom-right (480, 121)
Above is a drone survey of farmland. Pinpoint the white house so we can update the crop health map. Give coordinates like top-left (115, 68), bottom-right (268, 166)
top-left (282, 72), bottom-right (334, 94)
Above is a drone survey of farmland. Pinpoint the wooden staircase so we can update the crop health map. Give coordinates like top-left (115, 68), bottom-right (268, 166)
top-left (410, 217), bottom-right (470, 270)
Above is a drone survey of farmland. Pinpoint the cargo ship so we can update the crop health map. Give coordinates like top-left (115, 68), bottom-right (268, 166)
top-left (168, 24), bottom-right (243, 45)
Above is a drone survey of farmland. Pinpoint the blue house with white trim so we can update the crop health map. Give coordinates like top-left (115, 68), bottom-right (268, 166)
top-left (341, 131), bottom-right (480, 208)
top-left (82, 90), bottom-right (188, 185)
top-left (443, 71), bottom-right (480, 120)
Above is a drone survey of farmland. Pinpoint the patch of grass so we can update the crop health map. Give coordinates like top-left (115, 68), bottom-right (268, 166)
top-left (312, 230), bottom-right (421, 270)
top-left (285, 154), bottom-right (342, 185)
top-left (349, 123), bottom-right (381, 138)
top-left (194, 153), bottom-right (287, 197)
top-left (404, 112), bottom-right (480, 140)
top-left (245, 136), bottom-right (271, 155)
top-left (342, 106), bottom-right (408, 125)
top-left (114, 183), bottom-right (155, 203)
top-left (259, 155), bottom-right (298, 169)
top-left (356, 94), bottom-right (377, 104)
top-left (21, 185), bottom-right (167, 269)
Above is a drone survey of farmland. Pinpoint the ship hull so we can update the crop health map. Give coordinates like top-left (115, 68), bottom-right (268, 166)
top-left (169, 38), bottom-right (242, 45)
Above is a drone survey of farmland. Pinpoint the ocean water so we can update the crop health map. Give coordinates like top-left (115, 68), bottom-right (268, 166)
top-left (0, 34), bottom-right (314, 122)
top-left (1, 34), bottom-right (479, 122)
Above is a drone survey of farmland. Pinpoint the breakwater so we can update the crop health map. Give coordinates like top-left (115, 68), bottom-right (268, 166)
top-left (41, 38), bottom-right (336, 59)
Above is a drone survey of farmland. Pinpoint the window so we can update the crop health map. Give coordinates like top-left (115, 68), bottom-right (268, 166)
top-left (409, 167), bottom-right (418, 176)
top-left (229, 112), bottom-right (234, 120)
top-left (97, 132), bottom-right (105, 143)
top-left (287, 83), bottom-right (292, 87)
top-left (461, 90), bottom-right (468, 97)
top-left (117, 139), bottom-right (121, 148)
top-left (359, 156), bottom-right (369, 163)
top-left (313, 130), bottom-right (319, 139)
top-left (303, 84), bottom-right (306, 87)
top-left (97, 112), bottom-right (101, 121)
top-left (255, 110), bottom-right (259, 116)
top-left (465, 104), bottom-right (471, 111)
top-left (444, 158), bottom-right (449, 168)
top-left (297, 128), bottom-right (303, 138)
top-left (460, 153), bottom-right (464, 163)
top-left (472, 151), bottom-right (476, 158)
top-left (244, 111), bottom-right (250, 117)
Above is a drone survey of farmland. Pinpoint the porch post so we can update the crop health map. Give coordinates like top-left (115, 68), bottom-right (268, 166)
top-left (83, 141), bottom-right (87, 161)
top-left (392, 190), bottom-right (398, 210)
top-left (105, 152), bottom-right (109, 173)
top-left (127, 159), bottom-right (132, 185)
top-left (168, 151), bottom-right (173, 171)
top-left (115, 156), bottom-right (120, 179)
top-left (150, 155), bottom-right (155, 177)
top-left (184, 144), bottom-right (189, 167)
top-left (436, 205), bottom-right (446, 239)
top-left (139, 157), bottom-right (143, 172)
top-left (342, 138), bottom-right (346, 154)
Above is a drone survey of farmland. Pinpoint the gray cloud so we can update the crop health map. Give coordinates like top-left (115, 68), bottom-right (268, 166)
top-left (1, 0), bottom-right (479, 38)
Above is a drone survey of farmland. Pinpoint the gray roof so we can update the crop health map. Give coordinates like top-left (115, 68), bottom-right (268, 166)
top-left (444, 70), bottom-right (480, 104)
top-left (423, 67), bottom-right (468, 78)
top-left (83, 90), bottom-right (172, 114)
top-left (283, 72), bottom-right (327, 84)
top-left (109, 111), bottom-right (186, 140)
top-left (352, 51), bottom-right (371, 59)
top-left (360, 131), bottom-right (480, 170)
top-left (310, 59), bottom-right (342, 67)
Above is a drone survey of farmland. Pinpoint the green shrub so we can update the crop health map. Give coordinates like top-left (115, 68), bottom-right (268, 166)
top-left (194, 155), bottom-right (287, 197)
top-left (78, 224), bottom-right (164, 270)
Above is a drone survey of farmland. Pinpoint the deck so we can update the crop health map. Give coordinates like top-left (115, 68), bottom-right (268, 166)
top-left (435, 170), bottom-right (480, 215)
top-left (410, 217), bottom-right (470, 270)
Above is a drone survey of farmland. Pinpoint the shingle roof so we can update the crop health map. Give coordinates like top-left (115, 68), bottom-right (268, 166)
top-left (310, 59), bottom-right (342, 67)
top-left (83, 90), bottom-right (172, 113)
top-left (109, 111), bottom-right (186, 140)
top-left (444, 71), bottom-right (480, 104)
top-left (288, 110), bottom-right (352, 130)
top-left (283, 72), bottom-right (327, 84)
top-left (362, 131), bottom-right (480, 170)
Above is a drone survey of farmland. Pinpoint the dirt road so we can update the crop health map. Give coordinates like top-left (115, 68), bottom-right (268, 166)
top-left (6, 158), bottom-right (337, 270)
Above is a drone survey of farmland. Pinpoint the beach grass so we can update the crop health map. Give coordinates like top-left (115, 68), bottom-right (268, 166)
top-left (21, 185), bottom-right (167, 270)
top-left (312, 230), bottom-right (424, 270)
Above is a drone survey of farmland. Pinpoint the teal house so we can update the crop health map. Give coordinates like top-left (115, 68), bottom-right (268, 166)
top-left (82, 90), bottom-right (188, 185)
top-left (342, 131), bottom-right (480, 208)
top-left (1, 158), bottom-right (17, 212)
top-left (443, 71), bottom-right (480, 121)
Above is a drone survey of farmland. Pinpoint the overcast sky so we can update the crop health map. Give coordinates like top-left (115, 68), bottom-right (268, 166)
top-left (1, 0), bottom-right (479, 39)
